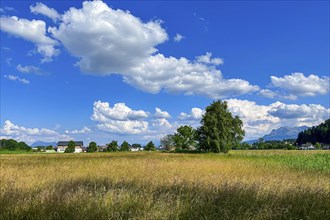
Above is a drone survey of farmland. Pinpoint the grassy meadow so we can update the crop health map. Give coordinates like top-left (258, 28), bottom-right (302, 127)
top-left (1, 150), bottom-right (329, 219)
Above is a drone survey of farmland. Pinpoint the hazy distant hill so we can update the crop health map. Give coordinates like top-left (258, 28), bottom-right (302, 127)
top-left (263, 126), bottom-right (309, 141)
top-left (246, 126), bottom-right (309, 143)
top-left (31, 141), bottom-right (57, 147)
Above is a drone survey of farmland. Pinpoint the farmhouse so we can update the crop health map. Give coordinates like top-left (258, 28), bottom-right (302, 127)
top-left (57, 141), bottom-right (84, 153)
top-left (130, 147), bottom-right (144, 152)
top-left (323, 145), bottom-right (330, 150)
top-left (299, 143), bottom-right (314, 150)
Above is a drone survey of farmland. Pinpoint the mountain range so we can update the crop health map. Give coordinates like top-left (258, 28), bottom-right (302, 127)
top-left (30, 141), bottom-right (57, 147)
top-left (246, 126), bottom-right (309, 144)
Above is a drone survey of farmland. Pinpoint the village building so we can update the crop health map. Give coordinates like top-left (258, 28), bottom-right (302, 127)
top-left (322, 145), bottom-right (330, 150)
top-left (299, 143), bottom-right (315, 150)
top-left (57, 141), bottom-right (84, 153)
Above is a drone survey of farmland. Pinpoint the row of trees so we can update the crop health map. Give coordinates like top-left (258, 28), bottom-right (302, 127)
top-left (234, 139), bottom-right (297, 150)
top-left (296, 119), bottom-right (330, 145)
top-left (0, 139), bottom-right (30, 151)
top-left (161, 100), bottom-right (245, 153)
top-left (85, 140), bottom-right (156, 153)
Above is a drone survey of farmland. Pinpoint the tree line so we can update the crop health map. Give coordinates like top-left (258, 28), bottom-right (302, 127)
top-left (0, 139), bottom-right (30, 151)
top-left (1, 100), bottom-right (246, 154)
top-left (83, 140), bottom-right (156, 153)
top-left (296, 119), bottom-right (330, 145)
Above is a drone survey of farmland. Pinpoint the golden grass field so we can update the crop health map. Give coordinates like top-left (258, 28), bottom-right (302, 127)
top-left (1, 150), bottom-right (329, 219)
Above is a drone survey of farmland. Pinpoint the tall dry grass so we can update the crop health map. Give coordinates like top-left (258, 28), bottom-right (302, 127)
top-left (1, 151), bottom-right (329, 219)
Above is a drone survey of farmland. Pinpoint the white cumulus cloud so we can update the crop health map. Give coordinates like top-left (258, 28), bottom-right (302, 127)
top-left (226, 99), bottom-right (330, 140)
top-left (196, 52), bottom-right (223, 65)
top-left (91, 101), bottom-right (149, 134)
top-left (179, 107), bottom-right (204, 120)
top-left (49, 0), bottom-right (167, 74)
top-left (0, 16), bottom-right (59, 62)
top-left (124, 54), bottom-right (258, 98)
top-left (155, 107), bottom-right (171, 119)
top-left (30, 2), bottom-right (60, 22)
top-left (47, 1), bottom-right (258, 99)
top-left (0, 120), bottom-right (71, 145)
top-left (269, 73), bottom-right (329, 99)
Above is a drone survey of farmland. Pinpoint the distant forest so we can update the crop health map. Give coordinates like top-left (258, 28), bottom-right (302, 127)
top-left (296, 119), bottom-right (330, 145)
top-left (0, 139), bottom-right (30, 151)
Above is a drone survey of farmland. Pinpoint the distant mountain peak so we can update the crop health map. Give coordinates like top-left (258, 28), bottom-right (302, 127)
top-left (31, 141), bottom-right (57, 147)
top-left (246, 126), bottom-right (309, 144)
top-left (262, 126), bottom-right (309, 141)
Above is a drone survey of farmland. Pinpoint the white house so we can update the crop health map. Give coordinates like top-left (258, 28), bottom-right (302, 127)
top-left (322, 145), bottom-right (330, 150)
top-left (299, 143), bottom-right (314, 150)
top-left (57, 141), bottom-right (84, 153)
top-left (130, 147), bottom-right (143, 152)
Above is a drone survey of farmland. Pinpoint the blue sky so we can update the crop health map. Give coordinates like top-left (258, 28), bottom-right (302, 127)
top-left (1, 0), bottom-right (329, 145)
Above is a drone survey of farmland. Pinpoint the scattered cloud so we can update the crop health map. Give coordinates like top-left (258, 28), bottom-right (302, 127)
top-left (152, 118), bottom-right (172, 128)
top-left (4, 74), bottom-right (30, 84)
top-left (91, 101), bottom-right (149, 134)
top-left (16, 64), bottom-right (41, 74)
top-left (178, 107), bottom-right (204, 120)
top-left (174, 33), bottom-right (184, 42)
top-left (0, 16), bottom-right (59, 62)
top-left (226, 99), bottom-right (330, 140)
top-left (30, 2), bottom-right (60, 23)
top-left (155, 107), bottom-right (171, 119)
top-left (65, 127), bottom-right (91, 134)
top-left (258, 89), bottom-right (278, 99)
top-left (0, 120), bottom-right (71, 145)
top-left (196, 52), bottom-right (223, 65)
top-left (0, 7), bottom-right (16, 14)
top-left (269, 73), bottom-right (329, 99)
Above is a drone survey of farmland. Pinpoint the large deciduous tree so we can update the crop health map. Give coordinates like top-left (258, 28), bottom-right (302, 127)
top-left (88, 141), bottom-right (98, 152)
top-left (173, 125), bottom-right (197, 149)
top-left (144, 141), bottom-right (156, 151)
top-left (120, 141), bottom-right (131, 151)
top-left (160, 134), bottom-right (175, 151)
top-left (106, 141), bottom-right (119, 152)
top-left (197, 100), bottom-right (244, 153)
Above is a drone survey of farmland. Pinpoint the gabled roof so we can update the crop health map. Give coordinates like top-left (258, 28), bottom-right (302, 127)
top-left (57, 141), bottom-right (84, 146)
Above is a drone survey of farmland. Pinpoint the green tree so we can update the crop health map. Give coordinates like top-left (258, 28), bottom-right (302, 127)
top-left (0, 139), bottom-right (31, 151)
top-left (173, 125), bottom-right (197, 150)
top-left (197, 100), bottom-right (245, 153)
top-left (296, 119), bottom-right (330, 145)
top-left (106, 141), bottom-right (118, 152)
top-left (64, 140), bottom-right (76, 153)
top-left (88, 141), bottom-right (98, 152)
top-left (160, 134), bottom-right (175, 150)
top-left (120, 141), bottom-right (131, 151)
top-left (45, 145), bottom-right (54, 150)
top-left (17, 141), bottom-right (30, 151)
top-left (144, 141), bottom-right (156, 151)
top-left (314, 142), bottom-right (321, 149)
